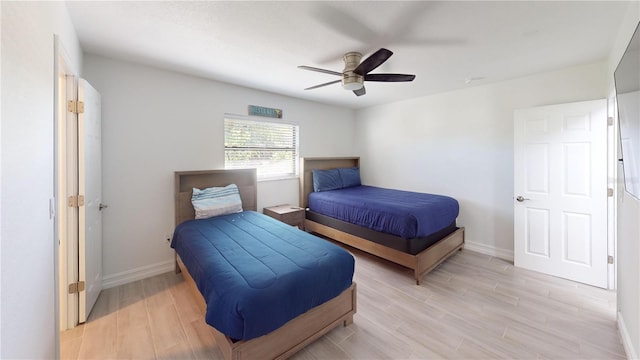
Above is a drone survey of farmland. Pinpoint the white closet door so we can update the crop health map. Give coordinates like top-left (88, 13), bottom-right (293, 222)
top-left (78, 79), bottom-right (103, 322)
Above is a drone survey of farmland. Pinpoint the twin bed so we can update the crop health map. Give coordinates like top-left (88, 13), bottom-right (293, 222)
top-left (300, 157), bottom-right (465, 285)
top-left (171, 159), bottom-right (464, 359)
top-left (172, 169), bottom-right (356, 360)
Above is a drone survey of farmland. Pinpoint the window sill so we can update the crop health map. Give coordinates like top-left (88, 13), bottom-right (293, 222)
top-left (258, 175), bottom-right (300, 183)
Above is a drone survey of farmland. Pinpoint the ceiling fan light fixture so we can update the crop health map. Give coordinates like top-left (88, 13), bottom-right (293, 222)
top-left (342, 72), bottom-right (364, 91)
top-left (342, 82), bottom-right (364, 91)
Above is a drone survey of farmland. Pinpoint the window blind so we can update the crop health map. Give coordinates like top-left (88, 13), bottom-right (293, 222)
top-left (224, 117), bottom-right (299, 180)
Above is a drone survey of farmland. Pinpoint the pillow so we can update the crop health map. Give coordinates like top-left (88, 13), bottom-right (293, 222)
top-left (191, 183), bottom-right (243, 219)
top-left (312, 169), bottom-right (343, 192)
top-left (338, 167), bottom-right (361, 188)
top-left (312, 167), bottom-right (362, 192)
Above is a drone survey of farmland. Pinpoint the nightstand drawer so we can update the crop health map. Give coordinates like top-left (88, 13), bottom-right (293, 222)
top-left (263, 204), bottom-right (305, 229)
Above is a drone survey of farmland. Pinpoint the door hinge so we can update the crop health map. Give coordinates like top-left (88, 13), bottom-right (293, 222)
top-left (68, 195), bottom-right (85, 207)
top-left (67, 100), bottom-right (85, 114)
top-left (607, 188), bottom-right (614, 197)
top-left (607, 116), bottom-right (614, 126)
top-left (68, 281), bottom-right (85, 294)
top-left (608, 255), bottom-right (614, 264)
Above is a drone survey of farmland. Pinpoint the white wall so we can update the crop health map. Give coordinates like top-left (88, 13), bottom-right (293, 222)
top-left (608, 2), bottom-right (640, 358)
top-left (1, 1), bottom-right (82, 358)
top-left (355, 62), bottom-right (607, 259)
top-left (82, 54), bottom-right (356, 285)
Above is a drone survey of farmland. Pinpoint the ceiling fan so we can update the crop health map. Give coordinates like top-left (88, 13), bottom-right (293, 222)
top-left (298, 48), bottom-right (415, 96)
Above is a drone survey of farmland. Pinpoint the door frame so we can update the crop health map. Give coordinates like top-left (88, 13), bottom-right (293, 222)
top-left (607, 91), bottom-right (618, 290)
top-left (54, 36), bottom-right (79, 333)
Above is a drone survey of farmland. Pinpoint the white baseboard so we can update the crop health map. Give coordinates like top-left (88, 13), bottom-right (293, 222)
top-left (102, 259), bottom-right (175, 289)
top-left (464, 240), bottom-right (514, 262)
top-left (618, 311), bottom-right (639, 360)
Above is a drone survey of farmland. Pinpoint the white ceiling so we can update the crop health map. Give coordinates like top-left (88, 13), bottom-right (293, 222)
top-left (66, 1), bottom-right (631, 109)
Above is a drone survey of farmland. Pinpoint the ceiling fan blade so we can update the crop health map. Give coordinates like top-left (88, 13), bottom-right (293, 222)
top-left (314, 5), bottom-right (375, 45)
top-left (364, 73), bottom-right (416, 82)
top-left (398, 37), bottom-right (467, 47)
top-left (353, 87), bottom-right (366, 96)
top-left (304, 79), bottom-right (341, 90)
top-left (298, 66), bottom-right (342, 77)
top-left (353, 48), bottom-right (393, 75)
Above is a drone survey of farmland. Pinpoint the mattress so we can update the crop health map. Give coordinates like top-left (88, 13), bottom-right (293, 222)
top-left (308, 185), bottom-right (459, 239)
top-left (306, 210), bottom-right (457, 255)
top-left (171, 211), bottom-right (354, 340)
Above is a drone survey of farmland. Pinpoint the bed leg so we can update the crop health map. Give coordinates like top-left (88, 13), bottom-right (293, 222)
top-left (174, 253), bottom-right (181, 274)
top-left (343, 315), bottom-right (353, 326)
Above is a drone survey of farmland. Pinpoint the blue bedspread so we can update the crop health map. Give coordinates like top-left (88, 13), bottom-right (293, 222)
top-left (170, 211), bottom-right (354, 340)
top-left (308, 185), bottom-right (459, 239)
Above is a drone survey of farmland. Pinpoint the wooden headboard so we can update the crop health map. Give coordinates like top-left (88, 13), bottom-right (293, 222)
top-left (174, 169), bottom-right (257, 226)
top-left (299, 157), bottom-right (360, 208)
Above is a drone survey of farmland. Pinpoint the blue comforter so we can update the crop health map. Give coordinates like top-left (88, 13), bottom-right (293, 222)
top-left (308, 185), bottom-right (459, 239)
top-left (171, 211), bottom-right (354, 340)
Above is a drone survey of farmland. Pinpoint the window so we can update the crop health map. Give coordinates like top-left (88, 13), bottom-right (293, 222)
top-left (224, 116), bottom-right (299, 180)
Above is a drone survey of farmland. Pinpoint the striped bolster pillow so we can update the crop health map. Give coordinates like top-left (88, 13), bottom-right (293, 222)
top-left (191, 183), bottom-right (243, 219)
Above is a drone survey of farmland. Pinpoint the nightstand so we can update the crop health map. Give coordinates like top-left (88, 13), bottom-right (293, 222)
top-left (263, 204), bottom-right (305, 229)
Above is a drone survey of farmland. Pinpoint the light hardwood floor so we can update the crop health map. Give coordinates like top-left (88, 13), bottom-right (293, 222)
top-left (61, 248), bottom-right (625, 359)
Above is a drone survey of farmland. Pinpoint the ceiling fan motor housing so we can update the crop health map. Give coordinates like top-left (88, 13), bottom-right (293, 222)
top-left (342, 52), bottom-right (364, 90)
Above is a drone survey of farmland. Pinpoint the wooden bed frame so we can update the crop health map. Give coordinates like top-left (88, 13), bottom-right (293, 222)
top-left (299, 157), bottom-right (465, 285)
top-left (174, 169), bottom-right (357, 360)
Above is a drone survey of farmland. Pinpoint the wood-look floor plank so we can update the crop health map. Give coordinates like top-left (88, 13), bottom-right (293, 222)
top-left (60, 322), bottom-right (85, 360)
top-left (147, 303), bottom-right (194, 359)
top-left (504, 319), bottom-right (583, 358)
top-left (579, 340), bottom-right (627, 360)
top-left (76, 321), bottom-right (117, 359)
top-left (61, 323), bottom-right (85, 341)
top-left (117, 301), bottom-right (156, 359)
top-left (169, 280), bottom-right (203, 324)
top-left (297, 335), bottom-right (353, 360)
top-left (456, 338), bottom-right (508, 359)
top-left (332, 317), bottom-right (414, 359)
top-left (181, 319), bottom-right (222, 360)
top-left (142, 274), bottom-right (175, 309)
top-left (85, 287), bottom-right (119, 325)
top-left (119, 280), bottom-right (145, 307)
top-left (155, 342), bottom-right (196, 360)
top-left (60, 249), bottom-right (626, 360)
top-left (323, 319), bottom-right (355, 345)
top-left (395, 321), bottom-right (463, 359)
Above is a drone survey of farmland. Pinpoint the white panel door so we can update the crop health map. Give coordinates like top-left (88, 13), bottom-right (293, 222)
top-left (514, 99), bottom-right (608, 288)
top-left (78, 79), bottom-right (103, 322)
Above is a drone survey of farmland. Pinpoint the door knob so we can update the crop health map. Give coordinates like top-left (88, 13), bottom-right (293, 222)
top-left (515, 196), bottom-right (530, 202)
top-left (99, 203), bottom-right (109, 211)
